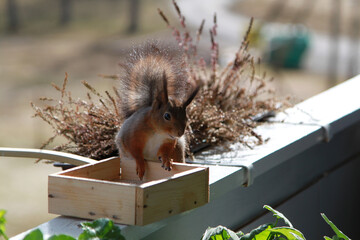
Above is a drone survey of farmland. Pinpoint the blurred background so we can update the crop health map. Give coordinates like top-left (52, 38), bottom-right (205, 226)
top-left (0, 0), bottom-right (359, 237)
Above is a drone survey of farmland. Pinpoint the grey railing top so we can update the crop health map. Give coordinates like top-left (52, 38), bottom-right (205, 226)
top-left (8, 75), bottom-right (360, 240)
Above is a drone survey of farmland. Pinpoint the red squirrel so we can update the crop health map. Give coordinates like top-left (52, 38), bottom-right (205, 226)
top-left (115, 42), bottom-right (199, 180)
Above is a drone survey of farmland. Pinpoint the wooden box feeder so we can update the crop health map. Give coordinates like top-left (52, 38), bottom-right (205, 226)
top-left (48, 157), bottom-right (209, 226)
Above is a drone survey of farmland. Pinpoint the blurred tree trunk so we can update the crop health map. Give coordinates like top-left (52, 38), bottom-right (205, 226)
top-left (264, 0), bottom-right (286, 21)
top-left (127, 0), bottom-right (140, 33)
top-left (347, 0), bottom-right (360, 79)
top-left (6, 0), bottom-right (19, 33)
top-left (60, 0), bottom-right (72, 26)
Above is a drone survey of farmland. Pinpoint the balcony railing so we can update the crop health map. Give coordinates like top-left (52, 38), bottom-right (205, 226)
top-left (8, 75), bottom-right (360, 240)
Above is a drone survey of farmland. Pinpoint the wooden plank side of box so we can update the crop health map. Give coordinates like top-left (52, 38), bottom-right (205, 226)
top-left (48, 175), bottom-right (136, 225)
top-left (58, 157), bottom-right (120, 180)
top-left (136, 167), bottom-right (209, 225)
top-left (120, 156), bottom-right (201, 181)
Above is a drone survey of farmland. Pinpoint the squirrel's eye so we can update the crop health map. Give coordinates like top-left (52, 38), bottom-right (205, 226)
top-left (163, 112), bottom-right (171, 121)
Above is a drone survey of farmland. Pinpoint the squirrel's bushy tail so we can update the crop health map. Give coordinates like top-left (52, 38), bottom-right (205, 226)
top-left (118, 41), bottom-right (190, 119)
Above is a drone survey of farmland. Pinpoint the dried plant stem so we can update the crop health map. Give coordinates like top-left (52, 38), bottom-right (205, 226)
top-left (32, 1), bottom-right (278, 160)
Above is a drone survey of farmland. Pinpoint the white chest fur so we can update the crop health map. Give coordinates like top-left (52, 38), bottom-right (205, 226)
top-left (143, 133), bottom-right (170, 161)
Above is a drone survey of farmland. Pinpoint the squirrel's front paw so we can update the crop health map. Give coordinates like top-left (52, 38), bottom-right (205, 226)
top-left (158, 156), bottom-right (172, 171)
top-left (136, 163), bottom-right (145, 180)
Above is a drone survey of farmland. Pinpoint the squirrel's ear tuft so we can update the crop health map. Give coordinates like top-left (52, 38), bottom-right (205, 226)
top-left (152, 72), bottom-right (169, 110)
top-left (183, 86), bottom-right (200, 107)
top-left (161, 71), bottom-right (169, 103)
top-left (152, 95), bottom-right (162, 110)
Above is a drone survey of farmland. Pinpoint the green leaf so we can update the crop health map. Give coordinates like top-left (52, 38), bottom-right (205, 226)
top-left (264, 205), bottom-right (293, 228)
top-left (23, 229), bottom-right (43, 240)
top-left (79, 218), bottom-right (112, 239)
top-left (78, 218), bottom-right (125, 240)
top-left (239, 225), bottom-right (306, 240)
top-left (239, 224), bottom-right (272, 240)
top-left (48, 234), bottom-right (76, 240)
top-left (0, 210), bottom-right (6, 230)
top-left (323, 237), bottom-right (332, 240)
top-left (0, 210), bottom-right (8, 240)
top-left (0, 210), bottom-right (6, 221)
top-left (321, 213), bottom-right (350, 240)
top-left (270, 227), bottom-right (306, 240)
top-left (289, 232), bottom-right (305, 240)
top-left (236, 231), bottom-right (244, 238)
top-left (0, 230), bottom-right (8, 240)
top-left (201, 226), bottom-right (240, 240)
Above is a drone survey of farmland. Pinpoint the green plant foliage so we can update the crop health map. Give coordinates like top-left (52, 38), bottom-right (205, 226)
top-left (202, 206), bottom-right (305, 240)
top-left (78, 218), bottom-right (125, 240)
top-left (263, 227), bottom-right (305, 240)
top-left (23, 218), bottom-right (125, 240)
top-left (239, 224), bottom-right (272, 240)
top-left (238, 225), bottom-right (305, 240)
top-left (23, 229), bottom-right (43, 240)
top-left (264, 205), bottom-right (293, 228)
top-left (48, 235), bottom-right (76, 240)
top-left (321, 213), bottom-right (351, 240)
top-left (0, 210), bottom-right (8, 240)
top-left (18, 207), bottom-right (351, 240)
top-left (201, 225), bottom-right (240, 240)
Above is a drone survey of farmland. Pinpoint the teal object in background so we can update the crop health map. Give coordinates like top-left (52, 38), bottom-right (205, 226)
top-left (267, 28), bottom-right (310, 69)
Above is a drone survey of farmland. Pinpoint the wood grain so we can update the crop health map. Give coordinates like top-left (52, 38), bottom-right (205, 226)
top-left (59, 157), bottom-right (120, 181)
top-left (48, 175), bottom-right (136, 225)
top-left (120, 155), bottom-right (202, 182)
top-left (138, 167), bottom-right (209, 225)
top-left (48, 155), bottom-right (209, 225)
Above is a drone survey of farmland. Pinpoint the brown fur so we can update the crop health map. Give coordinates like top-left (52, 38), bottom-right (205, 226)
top-left (157, 139), bottom-right (185, 171)
top-left (115, 41), bottom-right (198, 180)
top-left (118, 41), bottom-right (190, 119)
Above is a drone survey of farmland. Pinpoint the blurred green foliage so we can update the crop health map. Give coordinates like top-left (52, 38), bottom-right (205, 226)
top-left (0, 210), bottom-right (8, 240)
